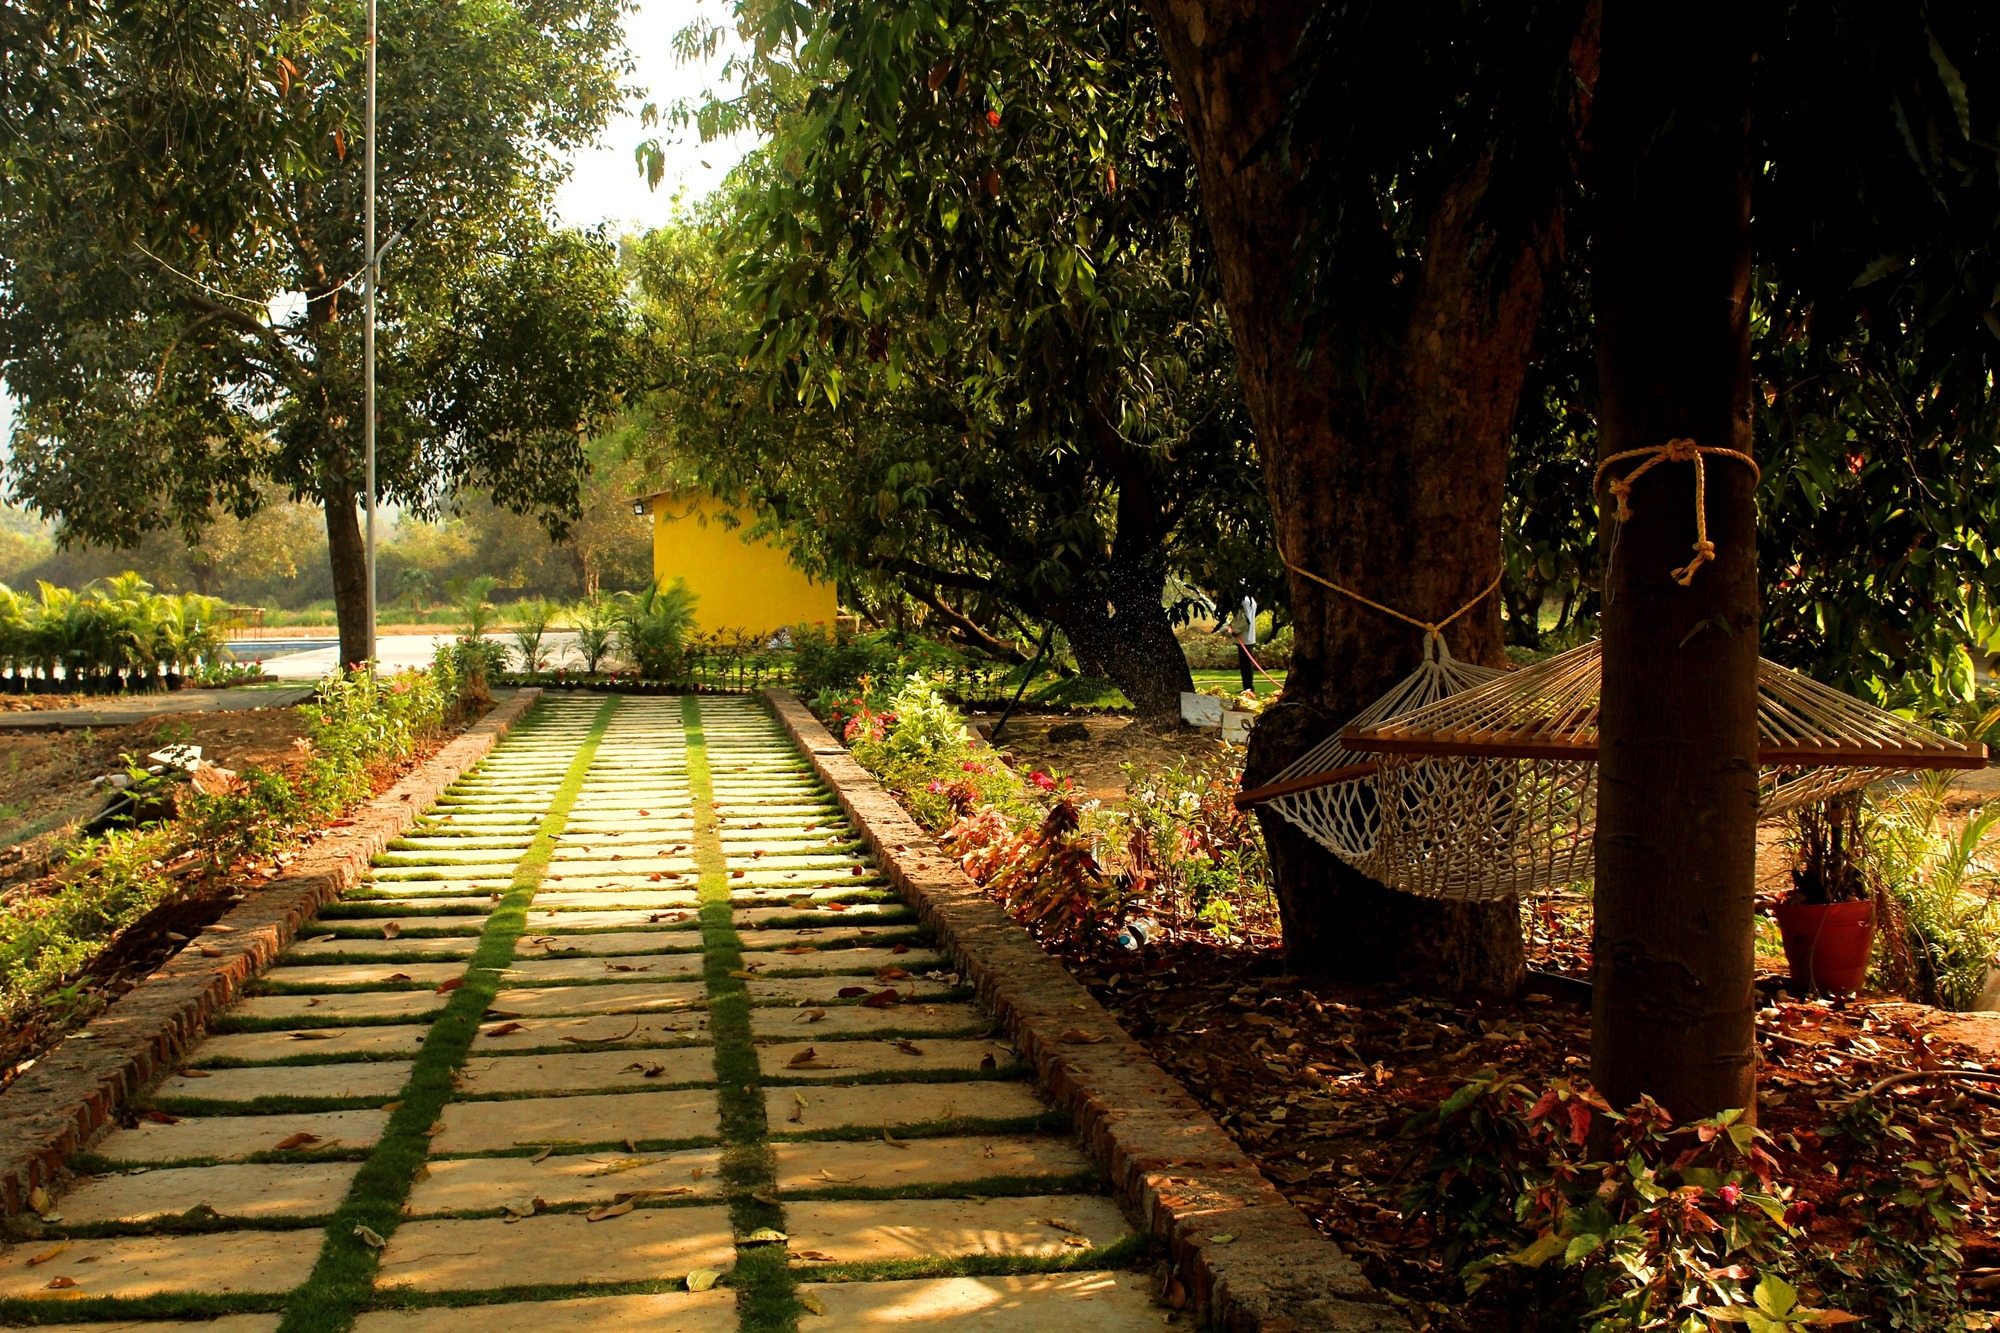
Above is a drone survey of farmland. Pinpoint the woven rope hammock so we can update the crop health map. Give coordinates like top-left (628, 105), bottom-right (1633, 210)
top-left (1236, 634), bottom-right (1503, 877)
top-left (1349, 639), bottom-right (1985, 901)
top-left (1260, 639), bottom-right (1986, 904)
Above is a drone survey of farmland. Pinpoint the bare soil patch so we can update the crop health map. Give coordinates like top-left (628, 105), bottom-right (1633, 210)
top-left (966, 711), bottom-right (1234, 807)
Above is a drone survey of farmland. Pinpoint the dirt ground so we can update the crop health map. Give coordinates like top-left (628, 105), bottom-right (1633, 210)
top-left (0, 708), bottom-right (311, 862)
top-left (965, 709), bottom-right (1237, 806)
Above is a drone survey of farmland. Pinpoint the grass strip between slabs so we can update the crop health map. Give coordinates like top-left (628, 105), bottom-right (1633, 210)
top-left (272, 695), bottom-right (619, 1333)
top-left (686, 694), bottom-right (800, 1333)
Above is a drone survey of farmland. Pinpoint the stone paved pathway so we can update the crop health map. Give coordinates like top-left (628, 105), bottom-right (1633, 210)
top-left (0, 695), bottom-right (1162, 1330)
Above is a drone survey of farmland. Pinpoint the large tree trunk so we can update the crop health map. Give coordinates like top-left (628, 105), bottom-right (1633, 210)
top-left (1589, 2), bottom-right (1758, 1120)
top-left (1056, 555), bottom-right (1192, 717)
top-left (323, 482), bottom-right (372, 670)
top-left (1144, 0), bottom-right (1547, 990)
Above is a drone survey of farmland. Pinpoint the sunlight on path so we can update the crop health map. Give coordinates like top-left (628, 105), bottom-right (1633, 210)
top-left (0, 694), bottom-right (1159, 1330)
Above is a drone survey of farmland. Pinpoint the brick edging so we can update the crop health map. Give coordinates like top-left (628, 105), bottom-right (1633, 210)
top-left (0, 687), bottom-right (543, 1213)
top-left (765, 688), bottom-right (1404, 1333)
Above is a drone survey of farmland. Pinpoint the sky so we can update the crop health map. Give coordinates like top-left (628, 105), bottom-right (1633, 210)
top-left (555, 0), bottom-right (757, 232)
top-left (0, 0), bottom-right (758, 454)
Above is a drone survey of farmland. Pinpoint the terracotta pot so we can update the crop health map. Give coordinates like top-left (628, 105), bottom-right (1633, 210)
top-left (1773, 899), bottom-right (1876, 995)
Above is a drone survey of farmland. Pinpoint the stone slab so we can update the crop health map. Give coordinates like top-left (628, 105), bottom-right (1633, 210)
top-left (456, 1047), bottom-right (714, 1095)
top-left (405, 1146), bottom-right (725, 1214)
top-left (233, 991), bottom-right (442, 1021)
top-left (795, 1271), bottom-right (1163, 1330)
top-left (499, 953), bottom-right (705, 983)
top-left (758, 1039), bottom-right (1013, 1080)
top-left (749, 1003), bottom-right (988, 1040)
top-left (732, 903), bottom-right (908, 927)
top-left (192, 1024), bottom-right (430, 1062)
top-left (430, 1088), bottom-right (720, 1154)
top-left (527, 891), bottom-right (700, 911)
top-left (353, 1291), bottom-right (735, 1333)
top-left (771, 1082), bottom-right (1047, 1135)
top-left (307, 914), bottom-right (490, 934)
top-left (56, 1160), bottom-right (361, 1223)
top-left (782, 1194), bottom-right (1131, 1263)
top-left (486, 982), bottom-right (705, 1018)
top-left (754, 947), bottom-right (947, 976)
top-left (770, 1134), bottom-right (1092, 1193)
top-left (737, 924), bottom-right (924, 951)
top-left (264, 961), bottom-right (470, 988)
top-left (26, 1318), bottom-right (279, 1333)
top-left (513, 932), bottom-right (703, 958)
top-left (93, 1108), bottom-right (388, 1163)
top-left (522, 909), bottom-right (699, 932)
top-left (743, 976), bottom-right (953, 1006)
top-left (0, 1228), bottom-right (319, 1297)
top-left (287, 935), bottom-right (479, 958)
top-left (154, 1060), bottom-right (412, 1103)
top-left (470, 1014), bottom-right (710, 1050)
top-left (373, 1206), bottom-right (736, 1291)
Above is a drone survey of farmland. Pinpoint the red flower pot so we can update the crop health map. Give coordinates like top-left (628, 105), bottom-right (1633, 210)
top-left (1773, 899), bottom-right (1876, 995)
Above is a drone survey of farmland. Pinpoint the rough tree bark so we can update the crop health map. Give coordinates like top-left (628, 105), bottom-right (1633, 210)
top-left (324, 481), bottom-right (372, 670)
top-left (1589, 2), bottom-right (1759, 1119)
top-left (1144, 0), bottom-right (1553, 990)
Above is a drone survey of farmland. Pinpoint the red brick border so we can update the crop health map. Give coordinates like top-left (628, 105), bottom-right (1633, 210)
top-left (0, 687), bottom-right (542, 1213)
top-left (766, 688), bottom-right (1405, 1333)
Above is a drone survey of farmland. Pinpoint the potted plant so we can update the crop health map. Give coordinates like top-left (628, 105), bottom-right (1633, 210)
top-left (1774, 793), bottom-right (1878, 994)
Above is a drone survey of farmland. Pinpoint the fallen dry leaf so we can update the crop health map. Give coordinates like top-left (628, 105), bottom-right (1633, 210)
top-left (45, 1275), bottom-right (79, 1289)
top-left (799, 1289), bottom-right (827, 1315)
top-left (382, 922), bottom-right (402, 939)
top-left (894, 1039), bottom-right (924, 1056)
top-left (435, 977), bottom-right (465, 995)
top-left (485, 1021), bottom-right (526, 1037)
top-left (353, 1223), bottom-right (387, 1248)
top-left (27, 1242), bottom-right (67, 1267)
top-left (274, 1132), bottom-right (321, 1151)
top-left (739, 1227), bottom-right (788, 1245)
top-left (861, 989), bottom-right (902, 1009)
top-left (1058, 1029), bottom-right (1104, 1044)
top-left (686, 1267), bottom-right (722, 1292)
top-left (587, 1201), bottom-right (635, 1222)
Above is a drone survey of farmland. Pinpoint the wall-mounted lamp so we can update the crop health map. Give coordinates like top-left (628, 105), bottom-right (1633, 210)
top-left (631, 500), bottom-right (649, 517)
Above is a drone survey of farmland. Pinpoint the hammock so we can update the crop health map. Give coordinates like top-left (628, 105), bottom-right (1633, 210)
top-left (1330, 639), bottom-right (1987, 902)
top-left (1234, 634), bottom-right (1505, 875)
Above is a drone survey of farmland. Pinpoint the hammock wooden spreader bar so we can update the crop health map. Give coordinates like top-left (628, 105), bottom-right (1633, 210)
top-left (1343, 640), bottom-right (1987, 772)
top-left (1233, 761), bottom-right (1380, 811)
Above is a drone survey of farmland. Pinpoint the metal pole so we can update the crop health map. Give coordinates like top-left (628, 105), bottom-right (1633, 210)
top-left (362, 0), bottom-right (379, 665)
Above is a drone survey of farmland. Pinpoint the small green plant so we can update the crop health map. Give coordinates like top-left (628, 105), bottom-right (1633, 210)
top-left (509, 598), bottom-right (561, 676)
top-left (570, 594), bottom-right (618, 673)
top-left (615, 580), bottom-right (697, 680)
top-left (445, 574), bottom-right (501, 641)
top-left (1120, 753), bottom-right (1276, 935)
top-left (1870, 771), bottom-right (2000, 1010)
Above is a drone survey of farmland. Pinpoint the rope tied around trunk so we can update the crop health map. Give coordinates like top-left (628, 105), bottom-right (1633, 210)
top-left (1277, 540), bottom-right (1503, 655)
top-left (1595, 437), bottom-right (1760, 586)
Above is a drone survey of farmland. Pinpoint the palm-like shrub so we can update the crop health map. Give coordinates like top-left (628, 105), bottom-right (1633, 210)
top-left (0, 577), bottom-right (236, 692)
top-left (615, 581), bottom-right (698, 680)
top-left (510, 598), bottom-right (561, 676)
top-left (570, 594), bottom-right (618, 673)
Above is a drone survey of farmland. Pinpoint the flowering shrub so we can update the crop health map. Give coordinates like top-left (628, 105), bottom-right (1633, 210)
top-left (1121, 754), bottom-right (1276, 936)
top-left (1400, 1072), bottom-right (1995, 1331)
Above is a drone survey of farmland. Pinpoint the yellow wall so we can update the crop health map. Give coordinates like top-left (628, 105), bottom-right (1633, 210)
top-left (646, 493), bottom-right (838, 637)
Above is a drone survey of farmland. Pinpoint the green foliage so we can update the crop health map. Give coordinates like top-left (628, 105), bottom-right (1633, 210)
top-left (615, 580), bottom-right (698, 680)
top-left (0, 0), bottom-right (637, 646)
top-left (0, 574), bottom-right (231, 689)
top-left (0, 662), bottom-right (452, 1023)
top-left (447, 575), bottom-right (501, 641)
top-left (509, 598), bottom-right (561, 676)
top-left (1869, 772), bottom-right (2000, 1010)
top-left (1120, 754), bottom-right (1276, 936)
top-left (570, 594), bottom-right (618, 673)
top-left (1401, 1072), bottom-right (1991, 1331)
top-left (632, 0), bottom-right (1270, 706)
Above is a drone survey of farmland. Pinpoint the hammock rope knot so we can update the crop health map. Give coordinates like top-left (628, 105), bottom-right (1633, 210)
top-left (1594, 437), bottom-right (1760, 586)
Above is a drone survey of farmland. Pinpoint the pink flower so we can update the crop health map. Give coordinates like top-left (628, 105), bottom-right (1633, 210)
top-left (1028, 770), bottom-right (1056, 791)
top-left (1718, 1184), bottom-right (1741, 1207)
top-left (960, 760), bottom-right (988, 774)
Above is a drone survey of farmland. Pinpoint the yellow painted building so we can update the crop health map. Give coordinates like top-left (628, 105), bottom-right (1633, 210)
top-left (638, 491), bottom-right (838, 637)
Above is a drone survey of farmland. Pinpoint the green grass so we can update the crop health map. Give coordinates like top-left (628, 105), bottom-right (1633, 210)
top-left (683, 694), bottom-right (800, 1333)
top-left (273, 696), bottom-right (620, 1333)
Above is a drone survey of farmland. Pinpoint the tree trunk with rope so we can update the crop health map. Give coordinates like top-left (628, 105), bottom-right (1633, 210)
top-left (1145, 0), bottom-right (1551, 990)
top-left (1589, 2), bottom-right (1759, 1120)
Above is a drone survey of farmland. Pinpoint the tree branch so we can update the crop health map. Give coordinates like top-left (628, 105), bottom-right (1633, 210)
top-left (904, 582), bottom-right (1031, 662)
top-left (185, 294), bottom-right (315, 388)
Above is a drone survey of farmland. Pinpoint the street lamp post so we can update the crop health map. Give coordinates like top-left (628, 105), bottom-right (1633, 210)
top-left (362, 0), bottom-right (379, 665)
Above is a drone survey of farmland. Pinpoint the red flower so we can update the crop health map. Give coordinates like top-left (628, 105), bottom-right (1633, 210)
top-left (960, 759), bottom-right (988, 774)
top-left (1028, 770), bottom-right (1056, 790)
top-left (986, 109), bottom-right (1001, 128)
top-left (1718, 1183), bottom-right (1741, 1208)
top-left (1783, 1200), bottom-right (1816, 1227)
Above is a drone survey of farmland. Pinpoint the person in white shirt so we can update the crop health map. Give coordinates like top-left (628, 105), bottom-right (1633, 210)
top-left (1228, 594), bottom-right (1258, 693)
